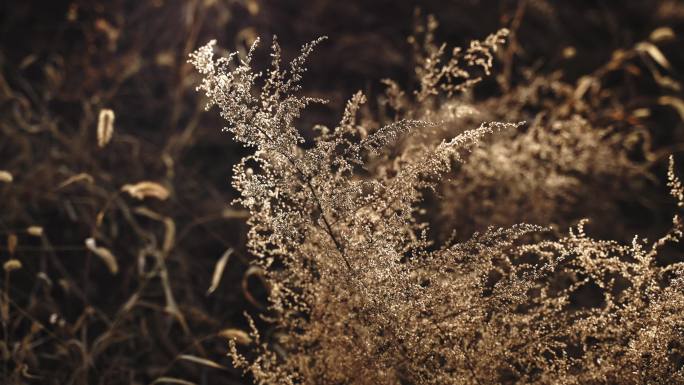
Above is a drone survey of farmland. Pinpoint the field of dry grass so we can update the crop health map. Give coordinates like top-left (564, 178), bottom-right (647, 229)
top-left (1, 1), bottom-right (683, 384)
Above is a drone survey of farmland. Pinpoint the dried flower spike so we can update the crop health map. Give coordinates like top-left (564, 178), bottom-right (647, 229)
top-left (3, 259), bottom-right (22, 272)
top-left (121, 181), bottom-right (170, 200)
top-left (84, 237), bottom-right (119, 274)
top-left (26, 226), bottom-right (43, 237)
top-left (0, 170), bottom-right (13, 183)
top-left (97, 108), bottom-right (115, 148)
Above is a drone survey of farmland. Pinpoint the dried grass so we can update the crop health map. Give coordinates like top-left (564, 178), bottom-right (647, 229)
top-left (0, 1), bottom-right (682, 385)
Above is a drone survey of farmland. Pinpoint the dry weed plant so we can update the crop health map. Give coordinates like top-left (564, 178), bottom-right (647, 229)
top-left (191, 19), bottom-right (684, 385)
top-left (1, 2), bottom-right (683, 385)
top-left (381, 13), bottom-right (680, 243)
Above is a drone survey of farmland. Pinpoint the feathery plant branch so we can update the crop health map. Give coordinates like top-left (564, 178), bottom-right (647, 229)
top-left (190, 26), bottom-right (684, 385)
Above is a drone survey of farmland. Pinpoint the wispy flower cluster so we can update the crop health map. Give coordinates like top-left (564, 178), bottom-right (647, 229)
top-left (190, 29), bottom-right (684, 384)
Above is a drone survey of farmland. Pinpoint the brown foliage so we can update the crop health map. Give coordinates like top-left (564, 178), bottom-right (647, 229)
top-left (2, 1), bottom-right (684, 384)
top-left (191, 17), bottom-right (684, 383)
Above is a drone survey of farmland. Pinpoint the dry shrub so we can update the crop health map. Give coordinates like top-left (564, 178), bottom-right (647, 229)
top-left (380, 13), bottom-right (683, 243)
top-left (191, 20), bottom-right (684, 384)
top-left (2, 1), bottom-right (684, 384)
